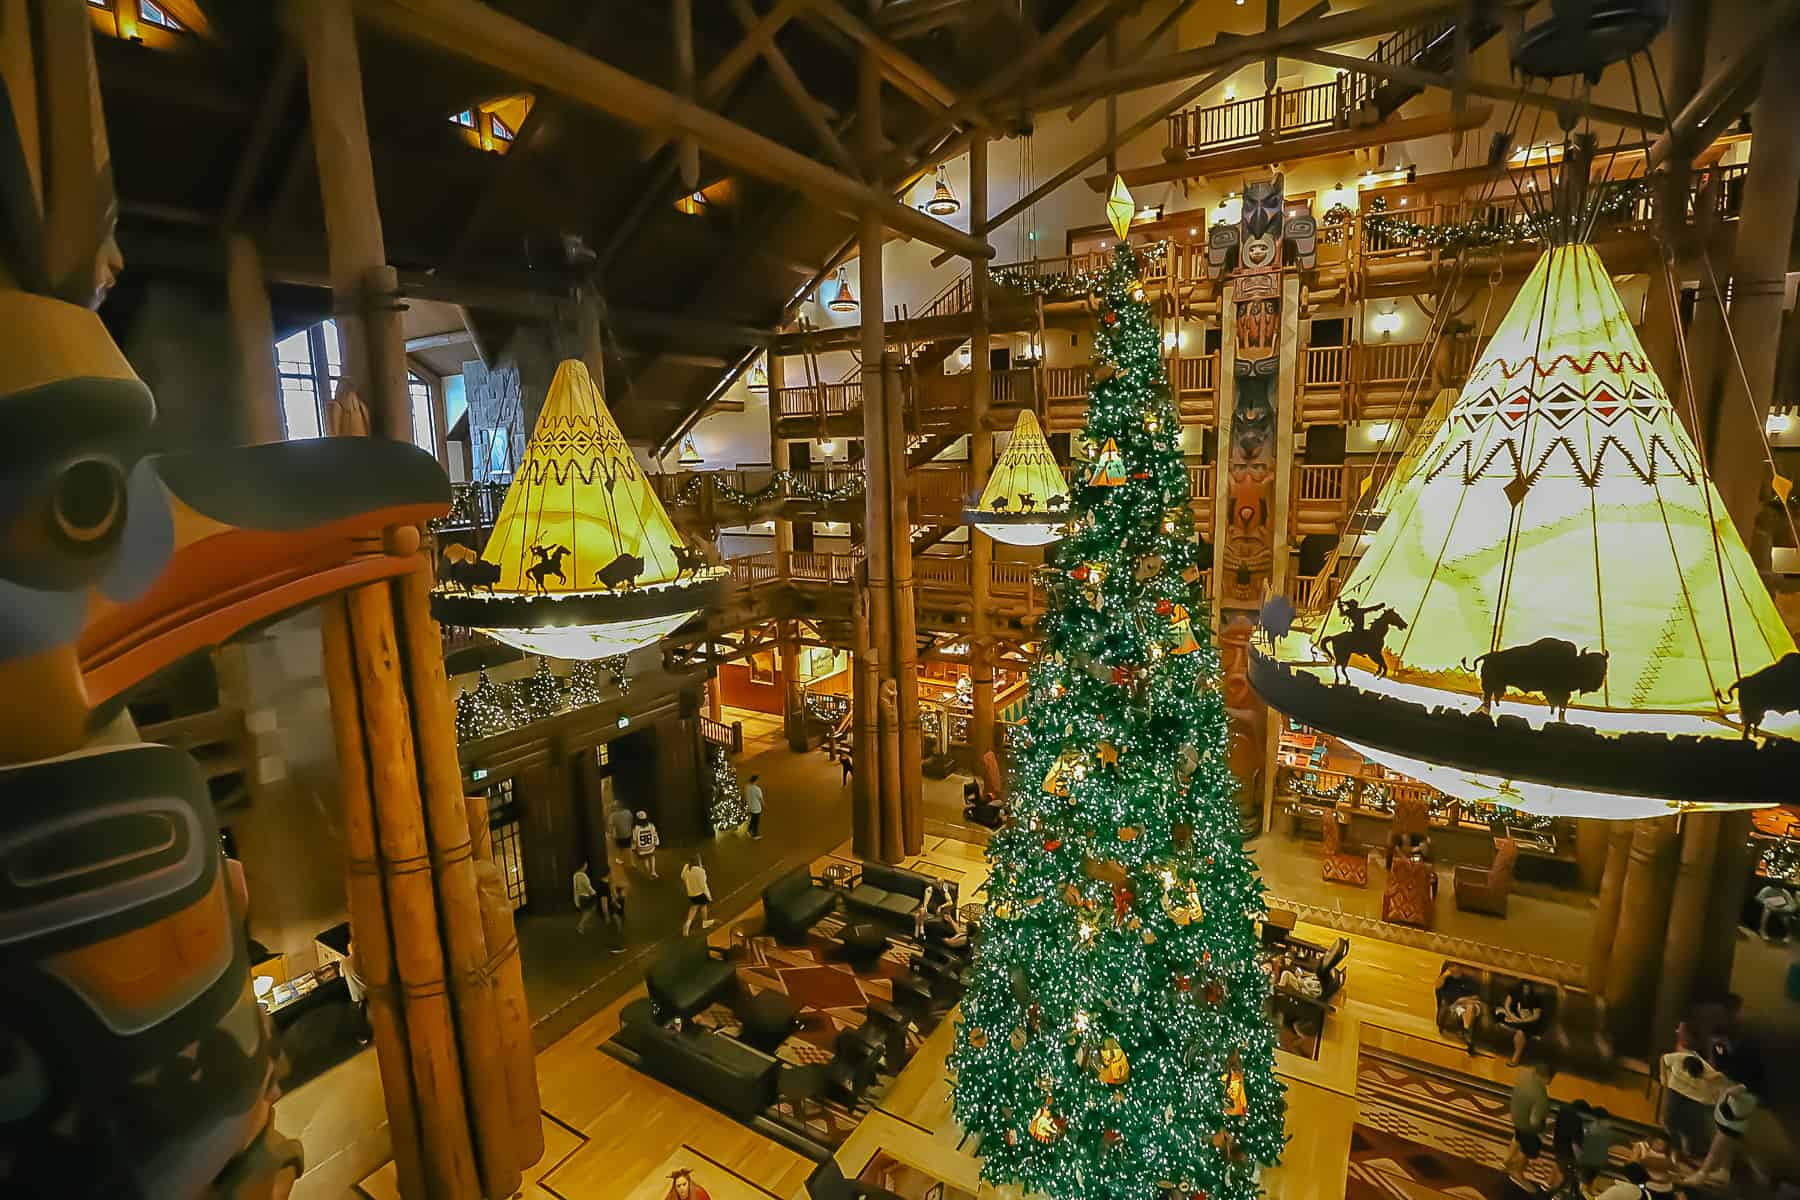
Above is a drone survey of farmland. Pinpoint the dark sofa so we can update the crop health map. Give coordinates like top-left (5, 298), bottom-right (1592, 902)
top-left (646, 936), bottom-right (737, 1022)
top-left (762, 865), bottom-right (838, 944)
top-left (1434, 964), bottom-right (1614, 1073)
top-left (843, 863), bottom-right (950, 927)
top-left (616, 998), bottom-right (777, 1117)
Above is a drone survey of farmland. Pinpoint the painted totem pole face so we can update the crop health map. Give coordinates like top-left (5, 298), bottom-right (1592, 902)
top-left (1238, 175), bottom-right (1285, 271)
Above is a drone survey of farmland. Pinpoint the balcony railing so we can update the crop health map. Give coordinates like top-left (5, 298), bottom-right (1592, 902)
top-left (1296, 463), bottom-right (1347, 503)
top-left (1173, 353), bottom-right (1219, 396)
top-left (1166, 80), bottom-right (1345, 158)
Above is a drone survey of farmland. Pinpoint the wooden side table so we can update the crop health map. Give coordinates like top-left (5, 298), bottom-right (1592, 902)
top-left (821, 862), bottom-right (857, 889)
top-left (730, 922), bottom-right (768, 966)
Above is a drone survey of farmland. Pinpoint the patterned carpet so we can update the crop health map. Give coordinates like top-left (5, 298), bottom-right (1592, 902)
top-left (692, 913), bottom-right (934, 1149)
top-left (1355, 1051), bottom-right (1650, 1194)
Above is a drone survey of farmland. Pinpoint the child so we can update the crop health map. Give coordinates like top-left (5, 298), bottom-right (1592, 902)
top-left (680, 854), bottom-right (715, 935)
top-left (631, 811), bottom-right (661, 878)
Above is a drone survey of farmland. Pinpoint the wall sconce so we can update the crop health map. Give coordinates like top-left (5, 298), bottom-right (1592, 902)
top-left (819, 438), bottom-right (838, 455)
top-left (1368, 421), bottom-right (1393, 443)
top-left (1370, 307), bottom-right (1402, 338)
top-left (1769, 410), bottom-right (1795, 437)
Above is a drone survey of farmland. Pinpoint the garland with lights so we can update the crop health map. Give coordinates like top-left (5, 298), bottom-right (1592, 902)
top-left (950, 242), bottom-right (1284, 1200)
top-left (1361, 179), bottom-right (1651, 253)
top-left (993, 241), bottom-right (1170, 301)
top-left (706, 743), bottom-right (750, 833)
top-left (1760, 835), bottom-right (1800, 884)
top-left (672, 469), bottom-right (865, 508)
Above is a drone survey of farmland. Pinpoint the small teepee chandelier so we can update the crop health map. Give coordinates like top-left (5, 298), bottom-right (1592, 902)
top-left (826, 266), bottom-right (858, 312)
top-left (964, 409), bottom-right (1071, 546)
top-left (925, 164), bottom-right (960, 216)
top-left (746, 356), bottom-right (769, 391)
top-left (432, 359), bottom-right (724, 659)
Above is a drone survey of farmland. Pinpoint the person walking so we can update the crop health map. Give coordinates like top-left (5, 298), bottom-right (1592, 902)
top-left (608, 802), bottom-right (634, 856)
top-left (631, 811), bottom-right (661, 878)
top-left (1685, 1084), bottom-right (1757, 1189)
top-left (602, 860), bottom-right (629, 954)
top-left (744, 774), bottom-right (765, 840)
top-left (1658, 1044), bottom-right (1728, 1158)
top-left (1505, 1061), bottom-right (1555, 1182)
top-left (572, 862), bottom-right (598, 933)
top-left (680, 854), bottom-right (715, 935)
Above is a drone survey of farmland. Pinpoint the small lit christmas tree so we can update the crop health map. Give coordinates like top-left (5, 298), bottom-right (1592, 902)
top-left (460, 669), bottom-right (513, 740)
top-left (519, 656), bottom-right (564, 721)
top-left (949, 240), bottom-right (1284, 1200)
top-left (705, 744), bottom-right (748, 833)
top-left (565, 661), bottom-right (605, 708)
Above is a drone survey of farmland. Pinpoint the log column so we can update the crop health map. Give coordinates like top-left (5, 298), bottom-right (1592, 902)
top-left (767, 348), bottom-right (806, 751)
top-left (287, 0), bottom-right (410, 443)
top-left (858, 47), bottom-right (904, 861)
top-left (225, 233), bottom-right (282, 444)
top-left (1587, 823), bottom-right (1633, 990)
top-left (1604, 817), bottom-right (1680, 1051)
top-left (967, 134), bottom-right (997, 764)
top-left (886, 348), bottom-right (924, 855)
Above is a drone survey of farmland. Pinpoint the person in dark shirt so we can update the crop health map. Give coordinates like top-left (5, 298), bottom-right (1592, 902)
top-left (1497, 980), bottom-right (1548, 1066)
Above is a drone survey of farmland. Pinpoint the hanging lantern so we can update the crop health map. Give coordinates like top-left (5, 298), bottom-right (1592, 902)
top-left (1251, 244), bottom-right (1800, 818)
top-left (925, 164), bottom-right (961, 216)
top-left (431, 360), bottom-right (725, 659)
top-left (1106, 174), bottom-right (1136, 243)
top-left (746, 357), bottom-right (769, 391)
top-left (827, 266), bottom-right (859, 312)
top-left (1028, 1098), bottom-right (1065, 1144)
top-left (1095, 1038), bottom-right (1130, 1086)
top-left (1089, 438), bottom-right (1127, 487)
top-left (677, 435), bottom-right (703, 465)
top-left (964, 409), bottom-right (1071, 546)
top-left (1222, 1054), bottom-right (1248, 1117)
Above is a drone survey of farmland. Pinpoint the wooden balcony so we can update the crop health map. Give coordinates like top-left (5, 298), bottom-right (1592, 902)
top-left (1043, 353), bottom-right (1218, 432)
top-left (1165, 80), bottom-right (1345, 158)
top-left (1300, 345), bottom-right (1350, 425)
top-left (1293, 464), bottom-right (1350, 535)
top-left (775, 366), bottom-right (1037, 440)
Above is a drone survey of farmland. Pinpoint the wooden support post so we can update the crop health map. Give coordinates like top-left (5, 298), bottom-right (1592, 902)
top-left (1653, 811), bottom-right (1721, 1049)
top-left (852, 581), bottom-right (881, 858)
top-left (321, 600), bottom-right (429, 1200)
top-left (466, 787), bottom-right (544, 1164)
top-left (578, 287), bottom-right (607, 390)
top-left (886, 349), bottom-right (923, 855)
top-left (1587, 822), bottom-right (1633, 990)
top-left (1603, 817), bottom-right (1679, 1052)
top-left (325, 588), bottom-right (480, 1198)
top-left (288, 0), bottom-right (411, 443)
top-left (968, 134), bottom-right (996, 762)
top-left (395, 567), bottom-right (537, 1190)
top-left (225, 233), bottom-right (282, 444)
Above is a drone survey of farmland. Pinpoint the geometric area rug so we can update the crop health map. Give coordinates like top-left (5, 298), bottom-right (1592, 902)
top-left (1347, 1123), bottom-right (1507, 1199)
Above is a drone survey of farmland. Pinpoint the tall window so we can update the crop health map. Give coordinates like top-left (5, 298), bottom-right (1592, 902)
top-left (407, 371), bottom-right (437, 454)
top-left (139, 0), bottom-right (180, 29)
top-left (276, 320), bottom-right (343, 440)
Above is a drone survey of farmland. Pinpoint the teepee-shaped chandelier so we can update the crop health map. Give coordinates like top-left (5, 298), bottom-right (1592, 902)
top-left (1253, 243), bottom-right (1800, 818)
top-left (963, 409), bottom-right (1071, 545)
top-left (432, 359), bottom-right (724, 659)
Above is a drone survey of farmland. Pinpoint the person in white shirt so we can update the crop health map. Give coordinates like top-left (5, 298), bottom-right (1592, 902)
top-left (680, 855), bottom-right (715, 935)
top-left (344, 937), bottom-right (370, 1046)
top-left (572, 862), bottom-right (598, 933)
top-left (1658, 1048), bottom-right (1728, 1157)
top-left (1686, 1084), bottom-right (1757, 1189)
top-left (631, 812), bottom-right (661, 878)
top-left (1592, 1163), bottom-right (1652, 1200)
top-left (745, 775), bottom-right (765, 839)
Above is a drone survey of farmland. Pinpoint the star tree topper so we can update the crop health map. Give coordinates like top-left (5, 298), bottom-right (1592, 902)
top-left (1106, 175), bottom-right (1135, 243)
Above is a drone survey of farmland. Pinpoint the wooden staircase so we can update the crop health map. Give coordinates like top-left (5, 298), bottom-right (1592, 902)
top-left (1352, 15), bottom-right (1503, 120)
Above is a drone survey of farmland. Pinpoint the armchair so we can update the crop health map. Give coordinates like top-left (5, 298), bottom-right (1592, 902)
top-left (762, 865), bottom-right (838, 944)
top-left (1320, 811), bottom-right (1368, 887)
top-left (1454, 838), bottom-right (1518, 916)
top-left (645, 936), bottom-right (737, 1022)
top-left (1382, 856), bottom-right (1436, 928)
top-left (1386, 793), bottom-right (1432, 866)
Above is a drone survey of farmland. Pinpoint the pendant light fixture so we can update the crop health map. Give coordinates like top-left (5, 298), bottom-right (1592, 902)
top-left (677, 435), bottom-right (702, 465)
top-left (826, 266), bottom-right (858, 312)
top-left (925, 164), bottom-right (961, 216)
top-left (1252, 243), bottom-right (1800, 817)
top-left (964, 410), bottom-right (1071, 546)
top-left (432, 359), bottom-right (724, 660)
top-left (746, 356), bottom-right (769, 391)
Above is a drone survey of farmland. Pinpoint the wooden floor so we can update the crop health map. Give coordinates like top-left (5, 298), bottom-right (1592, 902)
top-left (357, 835), bottom-right (1675, 1200)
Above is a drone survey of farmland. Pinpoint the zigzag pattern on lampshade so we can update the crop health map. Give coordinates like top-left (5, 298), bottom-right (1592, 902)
top-left (1321, 244), bottom-right (1794, 722)
top-left (481, 359), bottom-right (687, 593)
top-left (973, 409), bottom-right (1069, 514)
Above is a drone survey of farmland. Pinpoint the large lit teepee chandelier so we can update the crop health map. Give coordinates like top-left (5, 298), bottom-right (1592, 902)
top-left (1251, 20), bottom-right (1800, 817)
top-left (964, 409), bottom-right (1071, 545)
top-left (432, 359), bottom-right (725, 659)
top-left (826, 266), bottom-right (859, 312)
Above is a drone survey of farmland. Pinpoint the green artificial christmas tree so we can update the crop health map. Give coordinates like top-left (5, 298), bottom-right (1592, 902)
top-left (950, 241), bottom-right (1284, 1200)
top-left (460, 669), bottom-right (514, 741)
top-left (565, 661), bottom-right (605, 708)
top-left (705, 743), bottom-right (749, 833)
top-left (519, 656), bottom-right (564, 721)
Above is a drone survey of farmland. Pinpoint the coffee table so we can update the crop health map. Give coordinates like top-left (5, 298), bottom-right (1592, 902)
top-left (836, 922), bottom-right (891, 973)
top-left (734, 989), bottom-right (801, 1052)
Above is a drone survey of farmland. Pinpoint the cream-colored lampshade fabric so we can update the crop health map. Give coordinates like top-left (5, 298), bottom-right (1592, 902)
top-left (974, 409), bottom-right (1070, 513)
top-left (1323, 244), bottom-right (1794, 718)
top-left (481, 359), bottom-right (687, 592)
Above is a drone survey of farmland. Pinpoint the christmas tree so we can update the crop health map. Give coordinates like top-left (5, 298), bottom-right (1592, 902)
top-left (950, 242), bottom-right (1284, 1200)
top-left (565, 661), bottom-right (605, 708)
top-left (705, 743), bottom-right (748, 832)
top-left (519, 656), bottom-right (564, 720)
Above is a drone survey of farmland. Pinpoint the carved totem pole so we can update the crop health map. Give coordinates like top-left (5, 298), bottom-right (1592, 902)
top-left (1205, 174), bottom-right (1315, 827)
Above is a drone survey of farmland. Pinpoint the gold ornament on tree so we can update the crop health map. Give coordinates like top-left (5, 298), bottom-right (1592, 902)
top-left (1223, 1052), bottom-right (1248, 1117)
top-left (1029, 1098), bottom-right (1066, 1144)
top-left (1096, 1038), bottom-right (1130, 1085)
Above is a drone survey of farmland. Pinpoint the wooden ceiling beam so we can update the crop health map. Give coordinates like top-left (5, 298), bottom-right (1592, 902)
top-left (220, 45), bottom-right (303, 230)
top-left (1647, 0), bottom-right (1800, 168)
top-left (358, 0), bottom-right (992, 259)
top-left (1067, 0), bottom-right (1199, 120)
top-left (731, 0), bottom-right (860, 175)
top-left (1284, 47), bottom-right (1663, 132)
top-left (641, 0), bottom-right (817, 161)
top-left (809, 0), bottom-right (977, 121)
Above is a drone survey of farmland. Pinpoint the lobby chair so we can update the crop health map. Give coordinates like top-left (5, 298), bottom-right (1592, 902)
top-left (1320, 811), bottom-right (1369, 887)
top-left (777, 1061), bottom-right (830, 1123)
top-left (1386, 793), bottom-right (1432, 867)
top-left (1382, 856), bottom-right (1436, 929)
top-left (1454, 837), bottom-right (1518, 916)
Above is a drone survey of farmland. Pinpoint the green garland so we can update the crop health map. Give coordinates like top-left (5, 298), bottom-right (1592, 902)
top-left (674, 468), bottom-right (865, 507)
top-left (1362, 179), bottom-right (1651, 253)
top-left (1761, 835), bottom-right (1800, 884)
top-left (993, 241), bottom-right (1169, 300)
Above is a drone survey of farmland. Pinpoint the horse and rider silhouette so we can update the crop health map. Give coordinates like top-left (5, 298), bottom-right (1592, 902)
top-left (526, 543), bottom-right (571, 591)
top-left (1323, 598), bottom-right (1407, 683)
